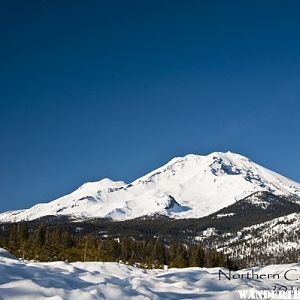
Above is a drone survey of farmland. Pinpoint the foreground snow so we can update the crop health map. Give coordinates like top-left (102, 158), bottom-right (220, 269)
top-left (0, 249), bottom-right (299, 300)
top-left (1, 151), bottom-right (300, 222)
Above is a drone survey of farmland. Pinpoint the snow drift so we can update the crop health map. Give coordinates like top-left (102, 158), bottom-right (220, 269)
top-left (0, 247), bottom-right (299, 300)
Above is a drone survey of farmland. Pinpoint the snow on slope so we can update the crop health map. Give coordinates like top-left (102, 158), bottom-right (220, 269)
top-left (1, 152), bottom-right (300, 222)
top-left (0, 248), bottom-right (299, 300)
top-left (219, 212), bottom-right (300, 257)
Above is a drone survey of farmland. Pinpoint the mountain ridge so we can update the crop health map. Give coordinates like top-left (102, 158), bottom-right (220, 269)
top-left (1, 151), bottom-right (299, 222)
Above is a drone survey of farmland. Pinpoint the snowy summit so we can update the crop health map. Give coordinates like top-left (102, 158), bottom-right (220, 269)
top-left (1, 151), bottom-right (300, 222)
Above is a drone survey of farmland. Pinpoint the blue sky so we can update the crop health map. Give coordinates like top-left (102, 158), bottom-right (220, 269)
top-left (0, 1), bottom-right (300, 211)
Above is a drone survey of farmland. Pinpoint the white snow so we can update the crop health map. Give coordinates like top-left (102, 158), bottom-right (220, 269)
top-left (216, 213), bottom-right (235, 218)
top-left (217, 212), bottom-right (300, 259)
top-left (202, 227), bottom-right (218, 237)
top-left (1, 151), bottom-right (300, 222)
top-left (0, 248), bottom-right (299, 300)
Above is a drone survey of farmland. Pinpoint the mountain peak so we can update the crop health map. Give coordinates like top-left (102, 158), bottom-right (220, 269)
top-left (165, 151), bottom-right (249, 167)
top-left (0, 151), bottom-right (299, 222)
top-left (78, 178), bottom-right (126, 191)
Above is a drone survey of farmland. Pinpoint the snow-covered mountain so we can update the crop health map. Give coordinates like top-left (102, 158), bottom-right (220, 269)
top-left (1, 151), bottom-right (300, 222)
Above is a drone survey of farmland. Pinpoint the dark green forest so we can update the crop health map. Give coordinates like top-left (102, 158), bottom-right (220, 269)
top-left (0, 222), bottom-right (238, 270)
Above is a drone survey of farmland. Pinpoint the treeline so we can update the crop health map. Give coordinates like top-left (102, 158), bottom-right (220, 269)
top-left (0, 223), bottom-right (238, 269)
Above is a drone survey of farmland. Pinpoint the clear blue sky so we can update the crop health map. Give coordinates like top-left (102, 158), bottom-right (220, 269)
top-left (1, 1), bottom-right (299, 212)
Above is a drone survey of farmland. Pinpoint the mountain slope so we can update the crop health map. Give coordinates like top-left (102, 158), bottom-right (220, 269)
top-left (199, 191), bottom-right (300, 232)
top-left (1, 151), bottom-right (300, 222)
top-left (211, 212), bottom-right (300, 266)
